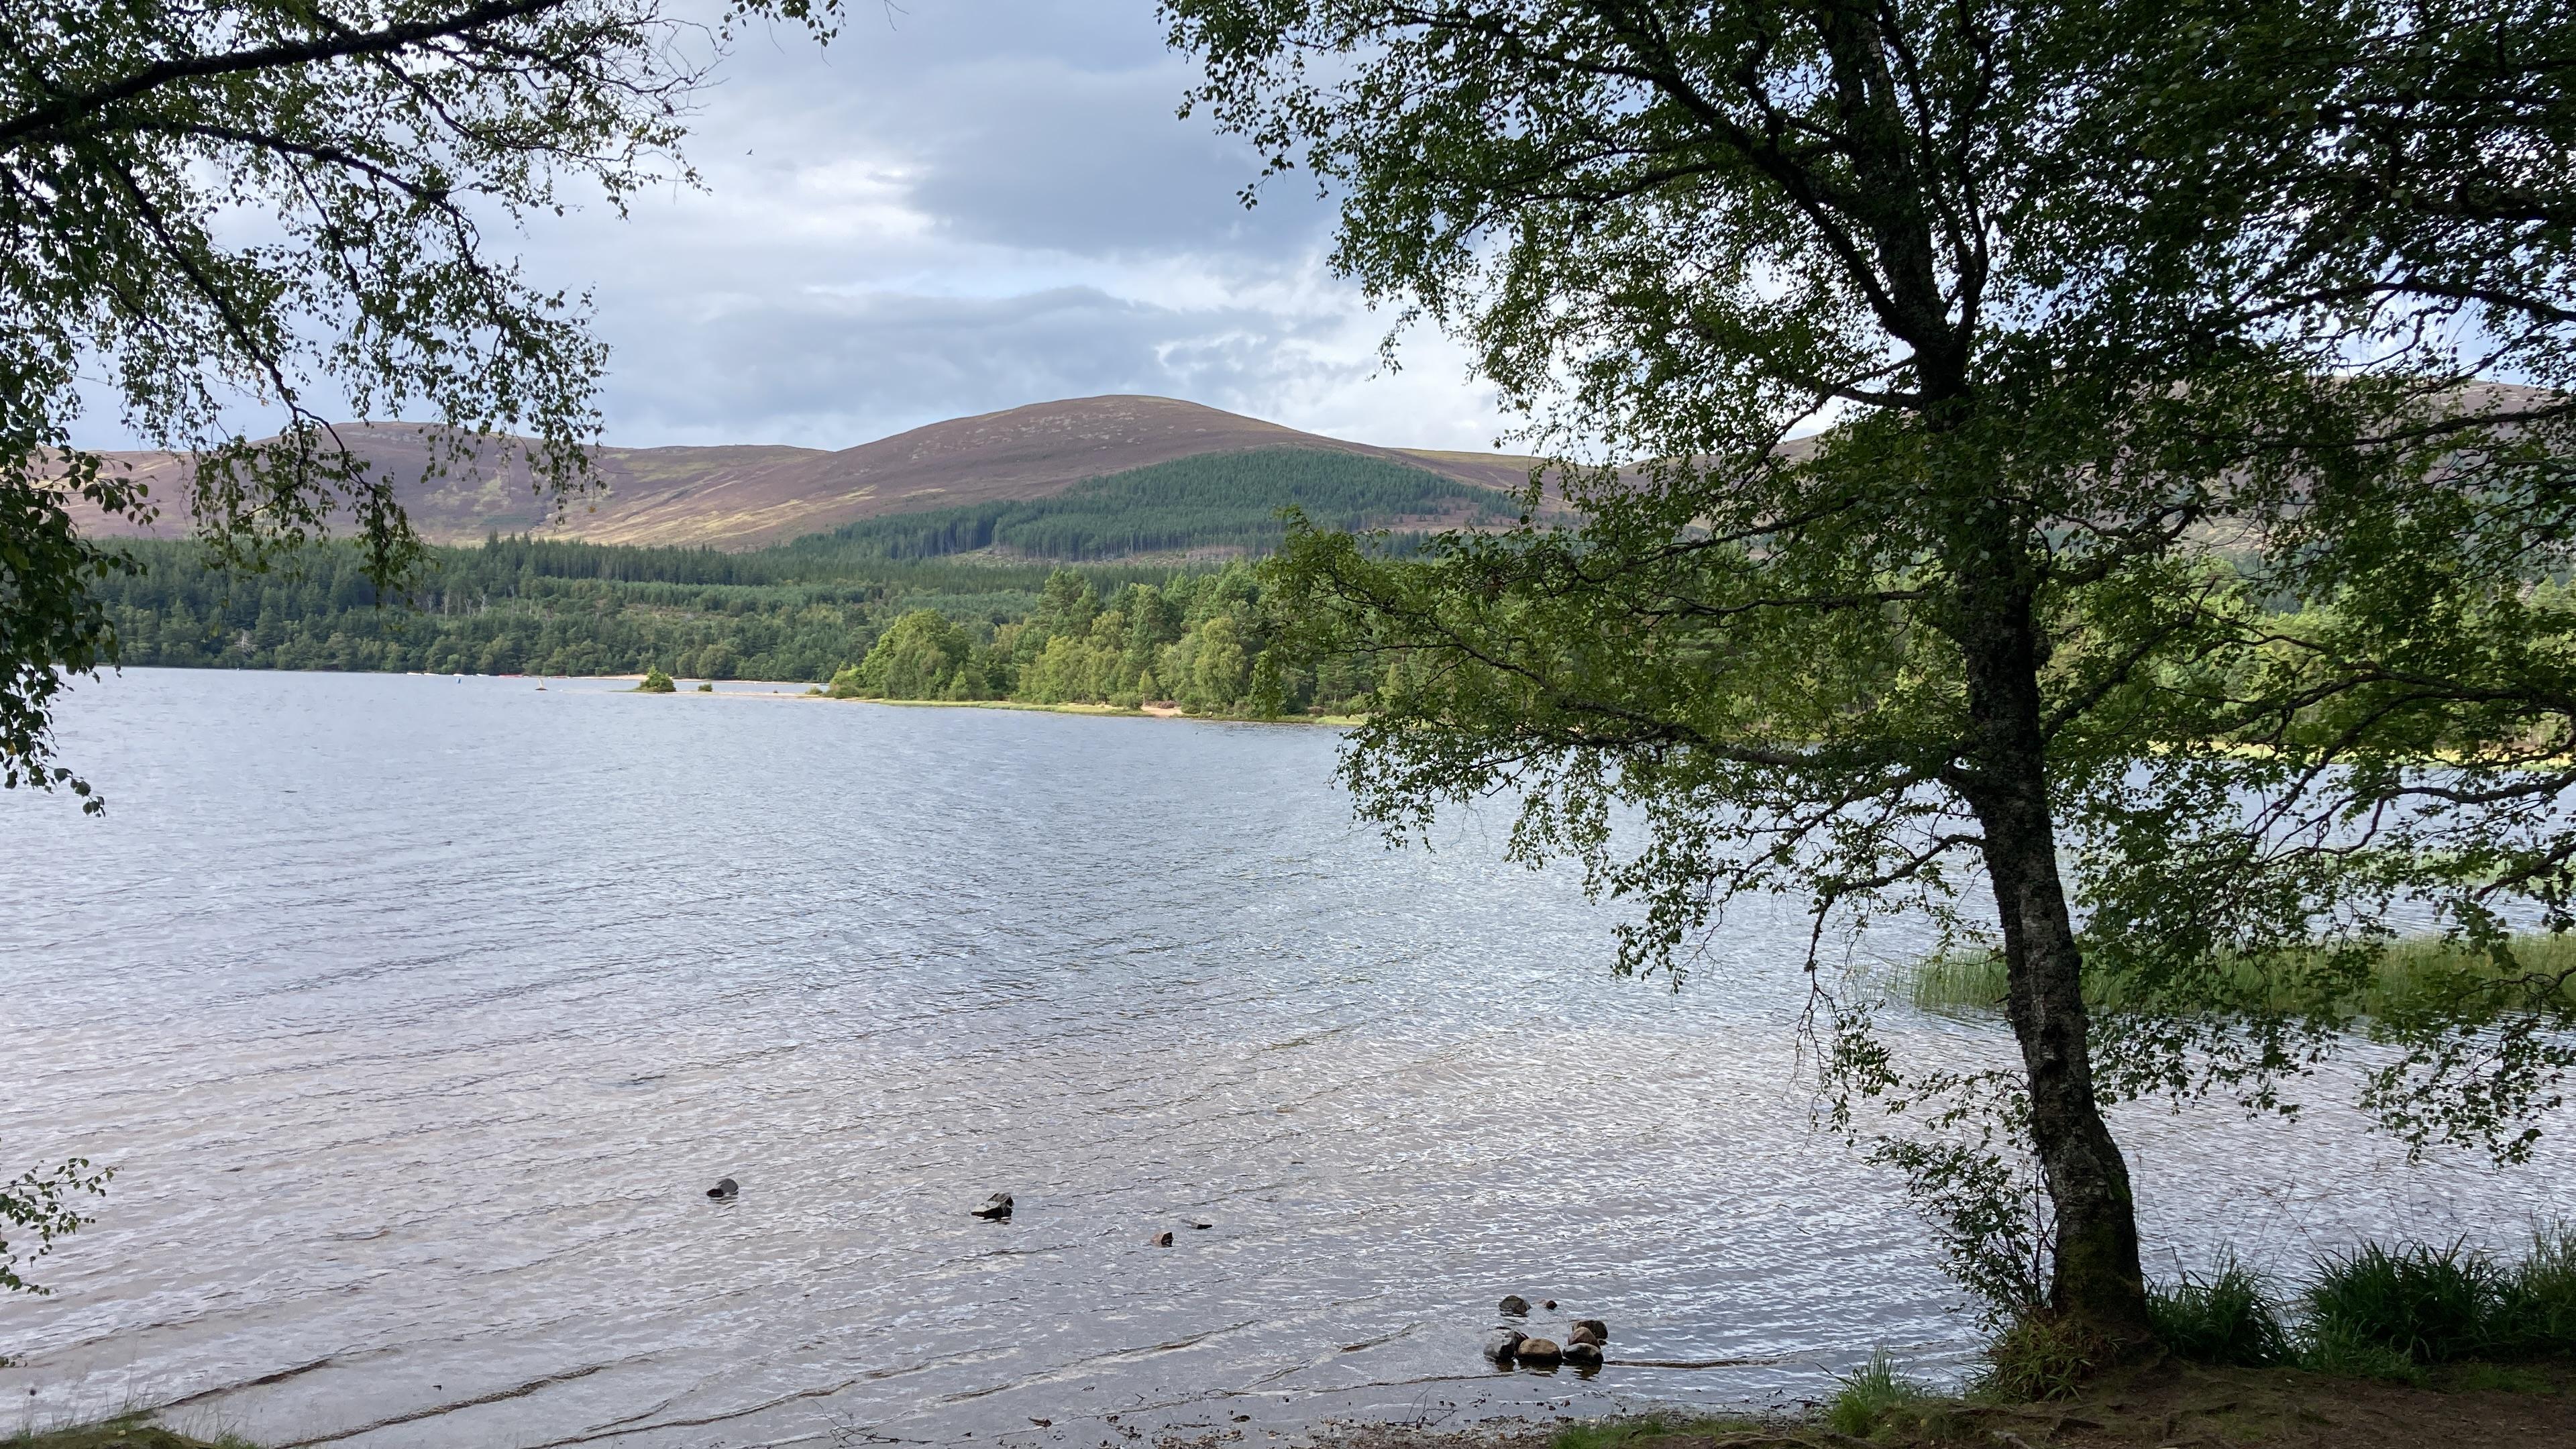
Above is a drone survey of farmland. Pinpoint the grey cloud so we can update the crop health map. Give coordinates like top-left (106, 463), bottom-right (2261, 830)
top-left (596, 284), bottom-right (1373, 445)
top-left (68, 0), bottom-right (1505, 453)
top-left (706, 0), bottom-right (1328, 260)
top-left (899, 57), bottom-right (1322, 257)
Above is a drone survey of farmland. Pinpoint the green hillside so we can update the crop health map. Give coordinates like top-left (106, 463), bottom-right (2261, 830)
top-left (74, 447), bottom-right (1516, 699)
top-left (794, 447), bottom-right (1515, 563)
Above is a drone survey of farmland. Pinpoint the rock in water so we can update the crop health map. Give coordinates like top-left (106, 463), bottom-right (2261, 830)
top-left (1565, 1324), bottom-right (1603, 1347)
top-left (1542, 1299), bottom-right (1557, 1309)
top-left (1481, 1329), bottom-right (1525, 1364)
top-left (1516, 1337), bottom-right (1562, 1368)
top-left (1572, 1318), bottom-right (1609, 1342)
top-left (1498, 1294), bottom-right (1530, 1317)
top-left (706, 1177), bottom-right (739, 1200)
top-left (1561, 1340), bottom-right (1603, 1368)
top-left (971, 1192), bottom-right (1014, 1220)
top-left (1151, 1230), bottom-right (1174, 1247)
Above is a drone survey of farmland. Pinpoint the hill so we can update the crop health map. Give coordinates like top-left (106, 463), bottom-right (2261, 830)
top-left (62, 396), bottom-right (1548, 552)
top-left (785, 447), bottom-right (1518, 565)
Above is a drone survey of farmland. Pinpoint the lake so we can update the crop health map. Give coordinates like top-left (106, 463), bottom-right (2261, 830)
top-left (3, 669), bottom-right (2567, 1447)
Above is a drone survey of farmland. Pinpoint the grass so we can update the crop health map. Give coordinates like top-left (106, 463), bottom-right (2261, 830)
top-left (1822, 1348), bottom-right (1937, 1435)
top-left (5, 1417), bottom-right (251, 1449)
top-left (1548, 1413), bottom-right (1769, 1449)
top-left (1898, 932), bottom-right (2576, 1024)
top-left (2145, 1254), bottom-right (2292, 1367)
top-left (2121, 1227), bottom-right (2576, 1385)
top-left (2495, 1220), bottom-right (2576, 1359)
top-left (2305, 1240), bottom-right (2501, 1373)
top-left (1974, 1312), bottom-right (2116, 1402)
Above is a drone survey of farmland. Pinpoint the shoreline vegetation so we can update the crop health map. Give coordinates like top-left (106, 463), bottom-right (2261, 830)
top-left (1895, 933), bottom-right (2576, 1025)
top-left (588, 675), bottom-right (1363, 725)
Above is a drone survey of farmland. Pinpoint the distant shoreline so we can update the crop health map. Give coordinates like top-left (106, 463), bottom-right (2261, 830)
top-left (570, 674), bottom-right (1358, 725)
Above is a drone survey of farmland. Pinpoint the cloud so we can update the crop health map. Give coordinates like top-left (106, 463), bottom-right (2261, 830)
top-left (598, 284), bottom-right (1365, 444)
top-left (75, 0), bottom-right (1515, 455)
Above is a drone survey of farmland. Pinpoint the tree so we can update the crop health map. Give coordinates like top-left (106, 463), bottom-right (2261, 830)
top-left (1170, 0), bottom-right (2576, 1339)
top-left (855, 608), bottom-right (975, 700)
top-left (4, 0), bottom-right (835, 810)
top-left (1190, 612), bottom-right (1250, 710)
top-left (1, 1157), bottom-right (111, 1299)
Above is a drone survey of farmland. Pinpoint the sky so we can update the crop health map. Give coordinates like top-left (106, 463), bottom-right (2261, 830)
top-left (488, 0), bottom-right (1514, 453)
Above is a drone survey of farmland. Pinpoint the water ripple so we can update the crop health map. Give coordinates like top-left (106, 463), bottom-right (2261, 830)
top-left (1, 670), bottom-right (2567, 1446)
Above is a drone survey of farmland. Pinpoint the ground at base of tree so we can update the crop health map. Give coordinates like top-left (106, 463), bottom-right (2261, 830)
top-left (1274, 1359), bottom-right (2575, 1449)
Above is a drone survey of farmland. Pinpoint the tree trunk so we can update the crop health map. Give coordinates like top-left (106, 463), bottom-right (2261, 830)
top-left (1957, 564), bottom-right (2152, 1338)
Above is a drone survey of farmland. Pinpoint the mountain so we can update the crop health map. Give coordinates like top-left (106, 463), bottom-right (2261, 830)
top-left (64, 396), bottom-right (1548, 552)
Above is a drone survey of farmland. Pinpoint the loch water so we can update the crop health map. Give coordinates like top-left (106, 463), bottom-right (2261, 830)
top-left (3, 669), bottom-right (2567, 1448)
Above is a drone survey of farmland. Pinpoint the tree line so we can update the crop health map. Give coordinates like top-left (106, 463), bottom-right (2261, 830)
top-left (84, 538), bottom-right (1165, 684)
top-left (81, 538), bottom-right (1373, 714)
top-left (828, 564), bottom-right (1374, 716)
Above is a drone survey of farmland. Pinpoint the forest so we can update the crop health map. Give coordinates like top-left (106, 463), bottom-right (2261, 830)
top-left (778, 447), bottom-right (1516, 565)
top-left (88, 537), bottom-right (1375, 716)
top-left (826, 566), bottom-right (1377, 716)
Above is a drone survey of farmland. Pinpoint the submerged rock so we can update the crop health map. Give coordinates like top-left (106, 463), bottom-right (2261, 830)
top-left (972, 1192), bottom-right (1014, 1220)
top-left (706, 1177), bottom-right (739, 1200)
top-left (1560, 1340), bottom-right (1603, 1368)
top-left (1481, 1328), bottom-right (1525, 1364)
top-left (1498, 1294), bottom-right (1530, 1317)
top-left (1572, 1318), bottom-right (1609, 1342)
top-left (1516, 1336), bottom-right (1562, 1368)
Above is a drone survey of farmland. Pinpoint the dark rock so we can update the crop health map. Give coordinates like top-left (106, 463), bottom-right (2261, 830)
top-left (1498, 1294), bottom-right (1530, 1316)
top-left (1565, 1324), bottom-right (1603, 1348)
top-left (1572, 1318), bottom-right (1609, 1342)
top-left (1515, 1336), bottom-right (1562, 1368)
top-left (1191, 1220), bottom-right (1213, 1230)
top-left (1152, 1230), bottom-right (1174, 1246)
top-left (1560, 1340), bottom-right (1603, 1368)
top-left (1481, 1328), bottom-right (1525, 1364)
top-left (706, 1177), bottom-right (738, 1200)
top-left (971, 1192), bottom-right (1014, 1220)
top-left (1542, 1299), bottom-right (1557, 1309)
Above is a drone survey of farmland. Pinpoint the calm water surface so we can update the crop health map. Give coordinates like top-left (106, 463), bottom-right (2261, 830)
top-left (2, 670), bottom-right (2567, 1447)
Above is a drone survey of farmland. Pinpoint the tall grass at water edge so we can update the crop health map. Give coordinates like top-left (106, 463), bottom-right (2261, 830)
top-left (2135, 1228), bottom-right (2576, 1384)
top-left (1898, 932), bottom-right (2576, 1021)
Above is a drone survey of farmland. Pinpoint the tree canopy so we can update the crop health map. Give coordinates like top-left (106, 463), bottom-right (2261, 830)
top-left (1169, 0), bottom-right (2576, 1337)
top-left (3, 0), bottom-right (833, 809)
